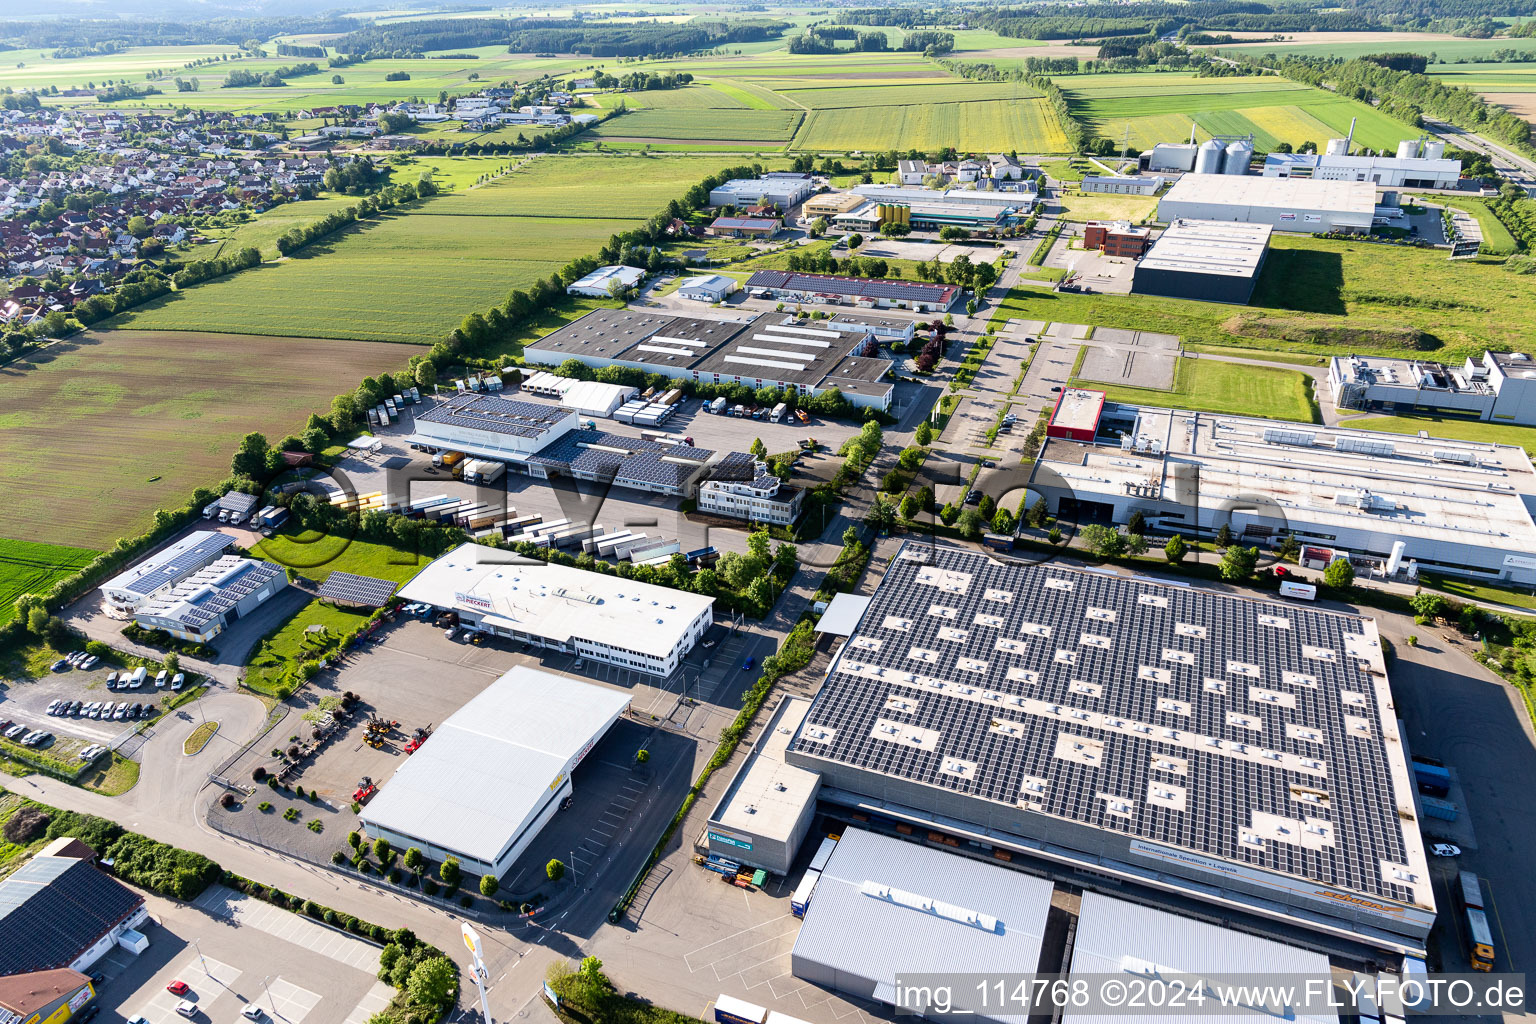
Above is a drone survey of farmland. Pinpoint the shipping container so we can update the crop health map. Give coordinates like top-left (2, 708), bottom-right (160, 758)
top-left (714, 996), bottom-right (766, 1024)
top-left (790, 869), bottom-right (820, 918)
top-left (1413, 762), bottom-right (1451, 783)
top-left (1420, 796), bottom-right (1458, 821)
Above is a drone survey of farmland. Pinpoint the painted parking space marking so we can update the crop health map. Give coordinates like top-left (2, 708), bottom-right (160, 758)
top-left (246, 978), bottom-right (323, 1024)
top-left (130, 956), bottom-right (242, 1024)
top-left (340, 982), bottom-right (394, 1024)
top-left (193, 885), bottom-right (380, 971)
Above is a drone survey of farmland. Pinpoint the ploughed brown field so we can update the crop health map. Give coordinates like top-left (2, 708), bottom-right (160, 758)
top-left (0, 330), bottom-right (419, 549)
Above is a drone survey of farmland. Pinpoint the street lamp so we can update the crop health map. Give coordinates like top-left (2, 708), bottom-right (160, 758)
top-left (461, 924), bottom-right (493, 1024)
top-left (192, 938), bottom-right (208, 974)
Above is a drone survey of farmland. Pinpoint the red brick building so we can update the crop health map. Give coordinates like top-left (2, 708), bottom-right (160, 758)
top-left (1083, 220), bottom-right (1151, 259)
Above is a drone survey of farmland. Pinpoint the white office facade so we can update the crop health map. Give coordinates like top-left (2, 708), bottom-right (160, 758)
top-left (398, 544), bottom-right (714, 676)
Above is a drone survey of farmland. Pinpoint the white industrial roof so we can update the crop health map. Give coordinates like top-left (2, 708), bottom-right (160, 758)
top-left (1051, 387), bottom-right (1107, 431)
top-left (398, 543), bottom-right (715, 659)
top-left (1160, 175), bottom-right (1375, 218)
top-left (559, 379), bottom-right (636, 417)
top-left (792, 828), bottom-right (1055, 1024)
top-left (359, 666), bottom-right (631, 865)
top-left (568, 265), bottom-right (644, 291)
top-left (815, 593), bottom-right (872, 636)
top-left (1061, 407), bottom-right (1536, 548)
top-left (1138, 219), bottom-right (1273, 278)
top-left (709, 697), bottom-right (820, 842)
top-left (679, 273), bottom-right (738, 292)
top-left (1065, 891), bottom-right (1337, 1024)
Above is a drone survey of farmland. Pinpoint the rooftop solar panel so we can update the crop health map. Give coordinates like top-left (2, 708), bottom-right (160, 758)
top-left (789, 542), bottom-right (1423, 910)
top-left (318, 571), bottom-right (400, 607)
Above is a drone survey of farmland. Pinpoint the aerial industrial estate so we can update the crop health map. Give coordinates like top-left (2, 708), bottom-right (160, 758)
top-left (2, 6), bottom-right (1535, 1024)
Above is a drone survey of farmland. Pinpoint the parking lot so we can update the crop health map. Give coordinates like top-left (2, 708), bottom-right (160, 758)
top-left (92, 890), bottom-right (384, 1024)
top-left (0, 660), bottom-right (166, 755)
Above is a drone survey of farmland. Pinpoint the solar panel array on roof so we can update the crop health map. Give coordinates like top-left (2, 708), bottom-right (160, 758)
top-left (788, 542), bottom-right (1421, 908)
top-left (0, 856), bottom-right (144, 976)
top-left (136, 556), bottom-right (286, 630)
top-left (746, 269), bottom-right (958, 304)
top-left (527, 429), bottom-right (716, 492)
top-left (417, 393), bottom-right (572, 439)
top-left (109, 531), bottom-right (235, 598)
top-left (317, 571), bottom-right (399, 607)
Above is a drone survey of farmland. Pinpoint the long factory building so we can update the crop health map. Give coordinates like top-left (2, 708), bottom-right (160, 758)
top-left (524, 308), bottom-right (897, 410)
top-left (724, 543), bottom-right (1436, 956)
top-left (1157, 175), bottom-right (1376, 233)
top-left (1029, 402), bottom-right (1536, 587)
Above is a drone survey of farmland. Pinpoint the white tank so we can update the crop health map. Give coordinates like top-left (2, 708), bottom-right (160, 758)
top-left (1396, 138), bottom-right (1422, 159)
top-left (1325, 138), bottom-right (1350, 156)
top-left (1195, 138), bottom-right (1226, 174)
top-left (1424, 140), bottom-right (1446, 160)
top-left (1224, 140), bottom-right (1253, 175)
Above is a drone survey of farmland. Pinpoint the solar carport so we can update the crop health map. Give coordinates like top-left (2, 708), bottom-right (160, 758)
top-left (791, 829), bottom-right (1054, 1024)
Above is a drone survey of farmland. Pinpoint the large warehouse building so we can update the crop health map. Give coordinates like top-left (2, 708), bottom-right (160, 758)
top-left (706, 697), bottom-right (821, 874)
top-left (1263, 138), bottom-right (1461, 189)
top-left (773, 543), bottom-right (1434, 954)
top-left (1331, 350), bottom-right (1536, 426)
top-left (1130, 219), bottom-right (1273, 304)
top-left (100, 530), bottom-right (235, 617)
top-left (791, 828), bottom-right (1056, 1024)
top-left (131, 554), bottom-right (288, 644)
top-left (1157, 175), bottom-right (1375, 233)
top-left (398, 543), bottom-right (714, 676)
top-left (358, 666), bottom-right (632, 878)
top-left (1029, 403), bottom-right (1536, 587)
top-left (524, 308), bottom-right (896, 410)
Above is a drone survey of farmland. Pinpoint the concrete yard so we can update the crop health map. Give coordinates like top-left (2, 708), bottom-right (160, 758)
top-left (92, 890), bottom-right (383, 1024)
top-left (1076, 344), bottom-right (1177, 390)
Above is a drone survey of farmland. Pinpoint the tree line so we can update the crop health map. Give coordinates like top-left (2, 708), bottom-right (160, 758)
top-left (223, 62), bottom-right (320, 88)
top-left (274, 175), bottom-right (438, 256)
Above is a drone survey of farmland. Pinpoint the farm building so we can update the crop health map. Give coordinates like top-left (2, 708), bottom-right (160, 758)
top-left (131, 554), bottom-right (288, 644)
top-left (745, 270), bottom-right (957, 314)
top-left (1080, 174), bottom-right (1163, 195)
top-left (676, 274), bottom-right (738, 303)
top-left (565, 264), bottom-right (645, 297)
top-left (709, 175), bottom-right (815, 209)
top-left (1031, 404), bottom-right (1536, 588)
top-left (1330, 350), bottom-right (1536, 426)
top-left (397, 546), bottom-right (714, 676)
top-left (100, 530), bottom-right (234, 618)
top-left (784, 541), bottom-right (1437, 953)
top-left (1130, 219), bottom-right (1273, 304)
top-left (358, 666), bottom-right (633, 878)
top-left (1157, 175), bottom-right (1375, 233)
top-left (525, 308), bottom-right (896, 410)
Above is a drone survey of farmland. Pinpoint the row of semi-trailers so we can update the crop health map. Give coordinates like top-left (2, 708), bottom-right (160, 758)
top-left (366, 388), bottom-right (422, 427)
top-left (393, 492), bottom-right (717, 567)
top-left (714, 996), bottom-right (813, 1024)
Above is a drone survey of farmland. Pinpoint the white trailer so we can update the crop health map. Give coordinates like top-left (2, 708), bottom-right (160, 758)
top-left (1279, 580), bottom-right (1318, 601)
top-left (629, 540), bottom-right (680, 562)
top-left (710, 396), bottom-right (728, 414)
top-left (770, 402), bottom-right (787, 422)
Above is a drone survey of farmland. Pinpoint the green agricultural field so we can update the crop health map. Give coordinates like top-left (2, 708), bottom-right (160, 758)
top-left (0, 331), bottom-right (419, 550)
top-left (590, 108), bottom-right (802, 141)
top-left (587, 83), bottom-right (752, 109)
top-left (776, 80), bottom-right (1031, 109)
top-left (1345, 415), bottom-right (1536, 459)
top-left (1212, 37), bottom-right (1536, 63)
top-left (0, 539), bottom-right (99, 626)
top-left (1070, 357), bottom-right (1318, 422)
top-left (0, 45), bottom-right (237, 93)
top-left (793, 97), bottom-right (1070, 153)
top-left (114, 154), bottom-right (733, 346)
top-left (989, 234), bottom-right (1536, 365)
top-left (1055, 73), bottom-right (1416, 152)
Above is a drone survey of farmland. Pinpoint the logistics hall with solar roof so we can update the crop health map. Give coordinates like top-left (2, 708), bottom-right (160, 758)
top-left (745, 543), bottom-right (1434, 954)
top-left (522, 308), bottom-right (896, 411)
